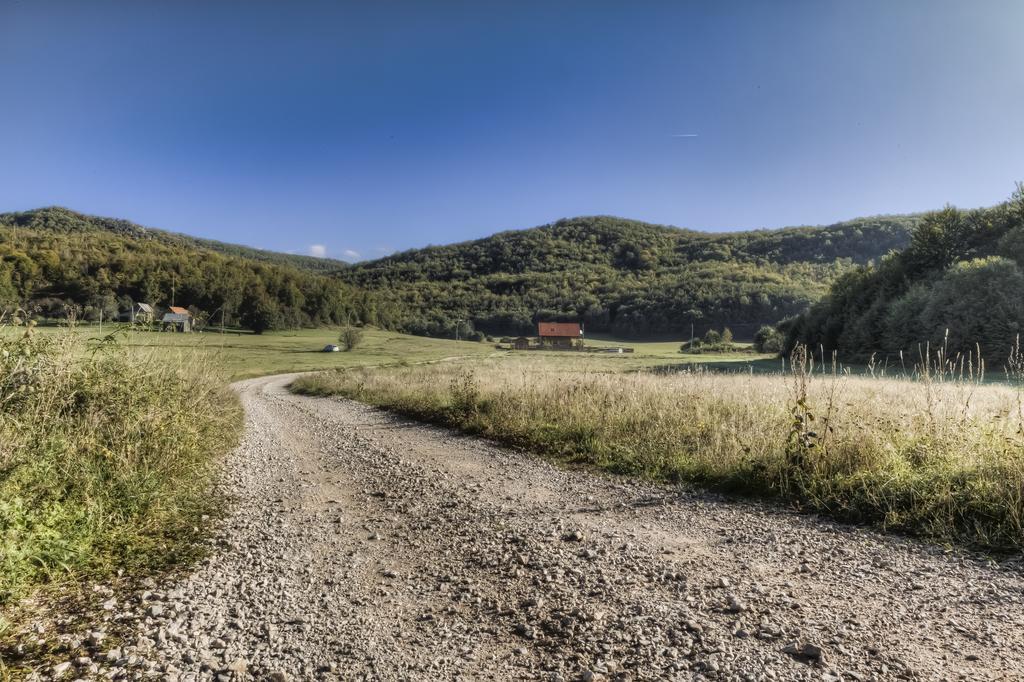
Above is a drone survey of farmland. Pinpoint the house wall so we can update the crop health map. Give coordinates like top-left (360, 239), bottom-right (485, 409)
top-left (540, 335), bottom-right (576, 347)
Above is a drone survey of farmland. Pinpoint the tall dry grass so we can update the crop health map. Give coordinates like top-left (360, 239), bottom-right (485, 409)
top-left (294, 350), bottom-right (1024, 550)
top-left (0, 322), bottom-right (242, 610)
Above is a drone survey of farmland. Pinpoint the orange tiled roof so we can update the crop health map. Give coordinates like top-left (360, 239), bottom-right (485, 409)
top-left (537, 322), bottom-right (581, 337)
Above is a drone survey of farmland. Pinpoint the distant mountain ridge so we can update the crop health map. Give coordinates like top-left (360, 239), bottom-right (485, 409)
top-left (340, 213), bottom-right (920, 338)
top-left (0, 207), bottom-right (349, 273)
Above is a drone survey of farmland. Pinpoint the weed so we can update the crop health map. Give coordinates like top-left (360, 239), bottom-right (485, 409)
top-left (0, 323), bottom-right (242, 608)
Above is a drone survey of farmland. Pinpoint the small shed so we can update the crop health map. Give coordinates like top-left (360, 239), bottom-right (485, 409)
top-left (161, 306), bottom-right (193, 333)
top-left (512, 336), bottom-right (531, 350)
top-left (537, 321), bottom-right (582, 348)
top-left (122, 302), bottom-right (154, 324)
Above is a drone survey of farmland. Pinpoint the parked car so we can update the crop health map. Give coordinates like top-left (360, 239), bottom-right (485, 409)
top-left (322, 344), bottom-right (341, 352)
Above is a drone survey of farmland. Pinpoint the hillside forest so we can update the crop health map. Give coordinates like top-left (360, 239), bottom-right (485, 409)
top-left (1, 206), bottom-right (917, 338)
top-left (0, 208), bottom-right (395, 332)
top-left (787, 185), bottom-right (1024, 363)
top-left (339, 215), bottom-right (916, 338)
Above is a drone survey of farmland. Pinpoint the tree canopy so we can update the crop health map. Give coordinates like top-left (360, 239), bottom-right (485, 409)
top-left (786, 185), bottom-right (1024, 362)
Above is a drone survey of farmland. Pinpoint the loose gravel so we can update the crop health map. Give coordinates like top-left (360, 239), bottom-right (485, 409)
top-left (25, 373), bottom-right (1024, 681)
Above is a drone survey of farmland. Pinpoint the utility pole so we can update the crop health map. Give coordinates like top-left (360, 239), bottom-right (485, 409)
top-left (690, 322), bottom-right (694, 351)
top-left (171, 273), bottom-right (176, 308)
top-left (455, 319), bottom-right (462, 342)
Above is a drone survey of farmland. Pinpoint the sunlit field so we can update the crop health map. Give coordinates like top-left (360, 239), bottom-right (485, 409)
top-left (17, 324), bottom-right (774, 379)
top-left (294, 352), bottom-right (1024, 550)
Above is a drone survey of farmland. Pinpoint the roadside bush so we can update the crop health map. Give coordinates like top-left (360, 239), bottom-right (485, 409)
top-left (0, 325), bottom-right (242, 606)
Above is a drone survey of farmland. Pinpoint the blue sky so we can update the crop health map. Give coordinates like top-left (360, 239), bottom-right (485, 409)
top-left (1, 1), bottom-right (1022, 261)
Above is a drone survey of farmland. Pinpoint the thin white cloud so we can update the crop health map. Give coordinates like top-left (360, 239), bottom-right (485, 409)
top-left (671, 133), bottom-right (699, 137)
top-left (342, 249), bottom-right (361, 260)
top-left (307, 244), bottom-right (327, 258)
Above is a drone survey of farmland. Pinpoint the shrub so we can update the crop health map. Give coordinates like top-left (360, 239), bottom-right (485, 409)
top-left (339, 326), bottom-right (364, 351)
top-left (753, 325), bottom-right (783, 353)
top-left (680, 339), bottom-right (701, 353)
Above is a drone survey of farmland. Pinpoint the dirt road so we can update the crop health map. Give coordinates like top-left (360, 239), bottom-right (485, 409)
top-left (50, 373), bottom-right (1024, 680)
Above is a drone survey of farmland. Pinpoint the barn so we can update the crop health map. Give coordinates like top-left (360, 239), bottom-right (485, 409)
top-left (161, 306), bottom-right (194, 333)
top-left (512, 336), bottom-right (531, 350)
top-left (537, 321), bottom-right (582, 348)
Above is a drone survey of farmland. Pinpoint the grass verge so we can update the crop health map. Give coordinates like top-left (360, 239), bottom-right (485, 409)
top-left (292, 354), bottom-right (1024, 551)
top-left (0, 325), bottom-right (242, 627)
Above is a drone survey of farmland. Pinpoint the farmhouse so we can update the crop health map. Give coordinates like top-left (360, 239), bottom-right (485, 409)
top-left (537, 321), bottom-right (582, 348)
top-left (161, 306), bottom-right (194, 332)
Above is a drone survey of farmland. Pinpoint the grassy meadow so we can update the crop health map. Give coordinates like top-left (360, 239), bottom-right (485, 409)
top-left (25, 324), bottom-right (774, 378)
top-left (293, 351), bottom-right (1024, 551)
top-left (24, 325), bottom-right (502, 379)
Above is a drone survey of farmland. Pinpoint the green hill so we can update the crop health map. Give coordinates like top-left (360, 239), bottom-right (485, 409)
top-left (787, 185), bottom-right (1024, 362)
top-left (340, 214), bottom-right (918, 338)
top-left (0, 208), bottom-right (389, 332)
top-left (2, 207), bottom-right (928, 340)
top-left (0, 207), bottom-right (349, 272)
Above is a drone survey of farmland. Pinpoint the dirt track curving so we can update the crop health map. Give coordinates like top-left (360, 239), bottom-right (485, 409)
top-left (40, 373), bottom-right (1024, 680)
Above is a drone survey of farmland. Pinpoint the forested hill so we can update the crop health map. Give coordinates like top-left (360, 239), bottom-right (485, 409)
top-left (0, 208), bottom-right (391, 332)
top-left (1, 206), bottom-right (923, 339)
top-left (339, 214), bottom-right (918, 338)
top-left (787, 186), bottom-right (1024, 362)
top-left (0, 207), bottom-right (349, 272)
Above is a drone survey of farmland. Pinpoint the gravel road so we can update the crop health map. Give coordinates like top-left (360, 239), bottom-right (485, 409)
top-left (38, 373), bottom-right (1024, 681)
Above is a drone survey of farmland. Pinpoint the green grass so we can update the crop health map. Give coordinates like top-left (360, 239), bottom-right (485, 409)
top-left (0, 325), bottom-right (242, 641)
top-left (28, 324), bottom-right (773, 378)
top-left (292, 353), bottom-right (1024, 552)
top-left (26, 326), bottom-right (503, 380)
